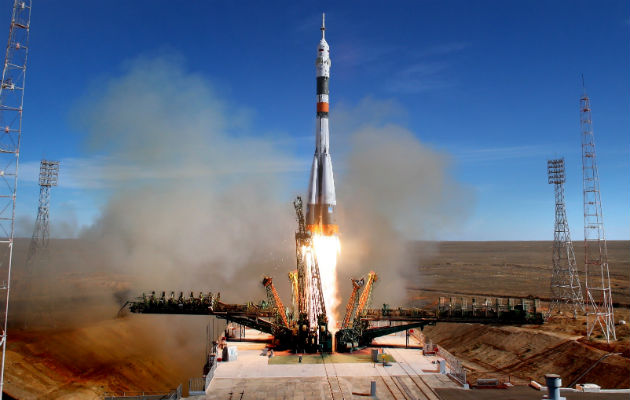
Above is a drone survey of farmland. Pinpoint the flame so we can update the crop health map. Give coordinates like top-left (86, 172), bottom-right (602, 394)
top-left (312, 233), bottom-right (341, 331)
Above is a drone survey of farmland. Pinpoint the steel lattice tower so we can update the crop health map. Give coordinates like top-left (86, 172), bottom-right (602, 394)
top-left (0, 1), bottom-right (30, 396)
top-left (580, 87), bottom-right (616, 342)
top-left (26, 160), bottom-right (59, 263)
top-left (546, 158), bottom-right (584, 319)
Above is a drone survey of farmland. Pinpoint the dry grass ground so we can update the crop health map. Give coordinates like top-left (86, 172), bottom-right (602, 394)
top-left (409, 240), bottom-right (629, 305)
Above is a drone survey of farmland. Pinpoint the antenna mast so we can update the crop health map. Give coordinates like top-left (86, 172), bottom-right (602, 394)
top-left (580, 85), bottom-right (616, 342)
top-left (26, 160), bottom-right (59, 263)
top-left (0, 1), bottom-right (31, 396)
top-left (546, 158), bottom-right (584, 319)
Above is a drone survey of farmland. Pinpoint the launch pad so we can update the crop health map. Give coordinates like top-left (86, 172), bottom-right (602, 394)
top-left (125, 287), bottom-right (543, 353)
top-left (124, 195), bottom-right (543, 354)
top-left (123, 16), bottom-right (544, 356)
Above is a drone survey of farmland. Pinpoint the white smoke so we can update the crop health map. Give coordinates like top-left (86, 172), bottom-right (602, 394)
top-left (332, 99), bottom-right (472, 308)
top-left (28, 54), bottom-right (470, 319)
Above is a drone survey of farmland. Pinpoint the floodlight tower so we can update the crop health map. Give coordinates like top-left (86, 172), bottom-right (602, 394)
top-left (0, 1), bottom-right (31, 397)
top-left (546, 158), bottom-right (584, 319)
top-left (26, 160), bottom-right (59, 263)
top-left (580, 85), bottom-right (616, 342)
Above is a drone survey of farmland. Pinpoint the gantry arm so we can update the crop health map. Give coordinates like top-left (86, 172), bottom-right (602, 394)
top-left (262, 276), bottom-right (289, 328)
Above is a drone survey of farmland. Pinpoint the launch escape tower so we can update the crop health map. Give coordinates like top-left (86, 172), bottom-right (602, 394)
top-left (580, 87), bottom-right (616, 342)
top-left (26, 159), bottom-right (59, 263)
top-left (546, 158), bottom-right (584, 319)
top-left (0, 1), bottom-right (30, 396)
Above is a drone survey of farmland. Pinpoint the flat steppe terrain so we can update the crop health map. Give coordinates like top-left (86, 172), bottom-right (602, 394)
top-left (409, 240), bottom-right (629, 305)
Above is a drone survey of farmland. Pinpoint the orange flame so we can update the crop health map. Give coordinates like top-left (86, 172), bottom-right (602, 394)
top-left (312, 233), bottom-right (340, 331)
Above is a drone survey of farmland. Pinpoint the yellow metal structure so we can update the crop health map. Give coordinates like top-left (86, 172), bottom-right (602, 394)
top-left (288, 270), bottom-right (299, 313)
top-left (356, 272), bottom-right (378, 319)
top-left (262, 276), bottom-right (289, 328)
top-left (341, 278), bottom-right (364, 329)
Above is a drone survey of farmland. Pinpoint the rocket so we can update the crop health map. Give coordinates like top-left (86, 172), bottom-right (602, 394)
top-left (306, 13), bottom-right (338, 236)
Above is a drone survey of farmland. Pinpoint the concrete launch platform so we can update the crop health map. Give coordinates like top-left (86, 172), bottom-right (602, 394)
top-left (203, 331), bottom-right (460, 399)
top-left (212, 347), bottom-right (447, 380)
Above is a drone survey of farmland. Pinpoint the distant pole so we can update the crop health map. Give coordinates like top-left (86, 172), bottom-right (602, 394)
top-left (580, 84), bottom-right (616, 342)
top-left (26, 160), bottom-right (59, 263)
top-left (545, 158), bottom-right (584, 319)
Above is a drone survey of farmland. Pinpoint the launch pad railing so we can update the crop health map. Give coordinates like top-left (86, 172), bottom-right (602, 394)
top-left (436, 345), bottom-right (467, 387)
top-left (104, 384), bottom-right (182, 400)
top-left (188, 377), bottom-right (206, 395)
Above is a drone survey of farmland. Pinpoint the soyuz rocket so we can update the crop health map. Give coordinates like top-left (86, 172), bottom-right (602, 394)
top-left (306, 13), bottom-right (337, 236)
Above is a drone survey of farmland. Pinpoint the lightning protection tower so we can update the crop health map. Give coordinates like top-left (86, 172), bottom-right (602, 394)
top-left (580, 85), bottom-right (616, 342)
top-left (546, 158), bottom-right (584, 319)
top-left (26, 159), bottom-right (59, 263)
top-left (0, 1), bottom-right (31, 397)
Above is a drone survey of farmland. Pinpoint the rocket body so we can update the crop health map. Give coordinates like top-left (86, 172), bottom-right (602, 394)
top-left (306, 15), bottom-right (337, 236)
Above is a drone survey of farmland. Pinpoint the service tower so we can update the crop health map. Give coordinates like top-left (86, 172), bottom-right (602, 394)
top-left (306, 13), bottom-right (337, 236)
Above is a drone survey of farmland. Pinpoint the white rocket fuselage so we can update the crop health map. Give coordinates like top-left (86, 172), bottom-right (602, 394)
top-left (306, 16), bottom-right (337, 236)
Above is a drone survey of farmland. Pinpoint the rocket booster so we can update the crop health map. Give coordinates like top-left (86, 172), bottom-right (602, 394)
top-left (306, 13), bottom-right (337, 236)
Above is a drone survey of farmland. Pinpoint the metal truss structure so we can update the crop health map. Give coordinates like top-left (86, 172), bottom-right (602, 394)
top-left (125, 292), bottom-right (544, 353)
top-left (26, 159), bottom-right (58, 263)
top-left (262, 276), bottom-right (289, 328)
top-left (341, 277), bottom-right (364, 329)
top-left (293, 197), bottom-right (327, 332)
top-left (546, 158), bottom-right (584, 319)
top-left (580, 87), bottom-right (616, 342)
top-left (0, 1), bottom-right (30, 397)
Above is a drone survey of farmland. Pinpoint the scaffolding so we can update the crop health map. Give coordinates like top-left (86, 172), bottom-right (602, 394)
top-left (546, 158), bottom-right (584, 319)
top-left (341, 277), bottom-right (364, 329)
top-left (262, 276), bottom-right (289, 328)
top-left (293, 196), bottom-right (327, 331)
top-left (0, 1), bottom-right (30, 397)
top-left (580, 84), bottom-right (616, 342)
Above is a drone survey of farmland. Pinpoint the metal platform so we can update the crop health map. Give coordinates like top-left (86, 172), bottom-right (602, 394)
top-left (122, 292), bottom-right (544, 352)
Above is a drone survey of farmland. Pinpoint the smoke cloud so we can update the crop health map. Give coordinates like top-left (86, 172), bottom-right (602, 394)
top-left (332, 100), bottom-right (471, 309)
top-left (15, 53), bottom-right (470, 327)
top-left (74, 54), bottom-right (300, 302)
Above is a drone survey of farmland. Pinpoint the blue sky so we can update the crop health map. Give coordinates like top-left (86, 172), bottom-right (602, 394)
top-left (13, 0), bottom-right (630, 240)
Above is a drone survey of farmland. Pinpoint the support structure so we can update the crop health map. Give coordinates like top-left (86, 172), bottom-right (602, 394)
top-left (288, 270), bottom-right (298, 318)
top-left (546, 158), bottom-right (584, 319)
top-left (580, 86), bottom-right (616, 342)
top-left (355, 271), bottom-right (377, 319)
top-left (341, 278), bottom-right (364, 329)
top-left (293, 196), bottom-right (327, 330)
top-left (0, 1), bottom-right (30, 397)
top-left (26, 159), bottom-right (59, 263)
top-left (126, 291), bottom-right (544, 353)
top-left (335, 272), bottom-right (377, 351)
top-left (262, 276), bottom-right (289, 328)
